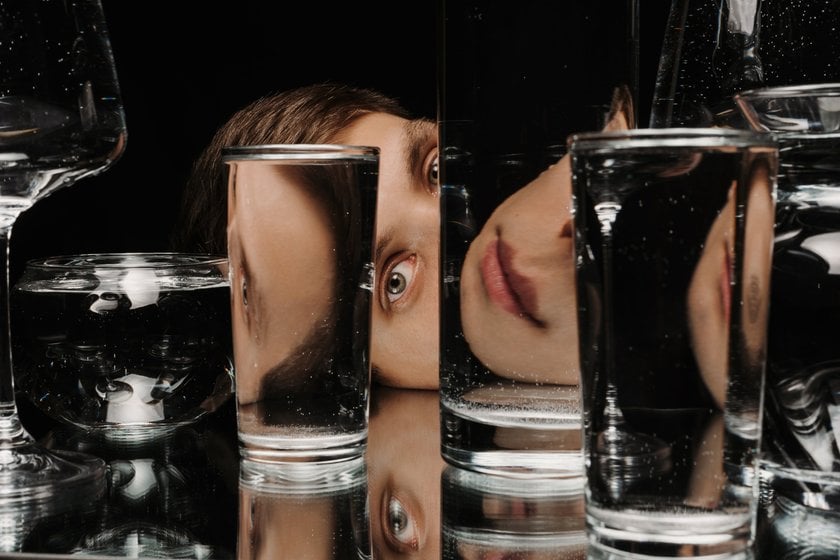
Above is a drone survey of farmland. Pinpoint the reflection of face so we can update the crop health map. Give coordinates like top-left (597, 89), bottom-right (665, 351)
top-left (459, 156), bottom-right (579, 384)
top-left (367, 387), bottom-right (443, 557)
top-left (238, 487), bottom-right (336, 560)
top-left (227, 165), bottom-right (336, 405)
top-left (333, 114), bottom-right (440, 390)
top-left (687, 163), bottom-right (774, 408)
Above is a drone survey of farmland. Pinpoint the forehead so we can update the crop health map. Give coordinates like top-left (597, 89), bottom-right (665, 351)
top-left (333, 113), bottom-right (437, 155)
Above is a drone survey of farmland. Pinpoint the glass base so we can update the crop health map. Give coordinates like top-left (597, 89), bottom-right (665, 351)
top-left (586, 504), bottom-right (753, 558)
top-left (0, 442), bottom-right (107, 509)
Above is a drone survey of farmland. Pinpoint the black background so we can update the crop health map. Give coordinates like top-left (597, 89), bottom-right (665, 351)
top-left (10, 0), bottom-right (671, 281)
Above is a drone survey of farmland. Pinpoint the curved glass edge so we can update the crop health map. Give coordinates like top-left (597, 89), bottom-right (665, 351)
top-left (221, 144), bottom-right (380, 162)
top-left (568, 128), bottom-right (777, 153)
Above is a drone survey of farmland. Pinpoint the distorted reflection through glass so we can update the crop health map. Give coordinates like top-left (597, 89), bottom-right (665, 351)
top-left (226, 146), bottom-right (377, 461)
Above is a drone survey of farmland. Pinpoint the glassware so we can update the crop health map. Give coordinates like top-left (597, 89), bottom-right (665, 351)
top-left (735, 83), bottom-right (840, 547)
top-left (650, 0), bottom-right (840, 128)
top-left (238, 456), bottom-right (369, 559)
top-left (441, 466), bottom-right (586, 559)
top-left (11, 253), bottom-right (233, 442)
top-left (223, 145), bottom-right (378, 464)
top-left (0, 0), bottom-right (126, 505)
top-left (569, 128), bottom-right (777, 557)
top-left (438, 0), bottom-right (638, 479)
top-left (27, 424), bottom-right (237, 557)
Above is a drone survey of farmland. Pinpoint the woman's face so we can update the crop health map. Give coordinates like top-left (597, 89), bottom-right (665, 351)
top-left (333, 113), bottom-right (440, 390)
top-left (227, 164), bottom-right (337, 405)
top-left (459, 156), bottom-right (580, 384)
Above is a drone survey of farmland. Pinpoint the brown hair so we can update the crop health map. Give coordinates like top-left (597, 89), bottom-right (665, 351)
top-left (171, 82), bottom-right (413, 254)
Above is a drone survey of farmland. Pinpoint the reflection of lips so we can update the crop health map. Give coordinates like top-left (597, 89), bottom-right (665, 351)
top-left (480, 238), bottom-right (545, 327)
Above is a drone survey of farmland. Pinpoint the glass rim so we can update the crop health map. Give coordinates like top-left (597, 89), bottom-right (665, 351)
top-left (568, 127), bottom-right (776, 152)
top-left (25, 252), bottom-right (228, 270)
top-left (736, 82), bottom-right (840, 100)
top-left (221, 143), bottom-right (379, 162)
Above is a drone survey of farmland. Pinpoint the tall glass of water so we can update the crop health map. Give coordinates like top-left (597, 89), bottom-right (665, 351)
top-left (570, 128), bottom-right (777, 557)
top-left (224, 145), bottom-right (378, 466)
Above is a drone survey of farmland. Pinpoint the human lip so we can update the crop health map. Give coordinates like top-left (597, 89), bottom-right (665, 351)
top-left (479, 238), bottom-right (545, 328)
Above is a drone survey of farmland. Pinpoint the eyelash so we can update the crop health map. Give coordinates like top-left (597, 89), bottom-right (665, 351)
top-left (426, 151), bottom-right (439, 191)
top-left (383, 494), bottom-right (420, 551)
top-left (428, 153), bottom-right (439, 186)
top-left (382, 253), bottom-right (417, 306)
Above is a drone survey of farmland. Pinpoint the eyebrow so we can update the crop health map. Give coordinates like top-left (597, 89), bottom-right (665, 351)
top-left (402, 118), bottom-right (436, 183)
top-left (374, 227), bottom-right (394, 265)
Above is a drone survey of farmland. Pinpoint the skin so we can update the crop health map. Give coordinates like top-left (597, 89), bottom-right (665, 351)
top-left (333, 113), bottom-right (440, 390)
top-left (687, 160), bottom-right (774, 408)
top-left (238, 486), bottom-right (338, 559)
top-left (457, 101), bottom-right (632, 385)
top-left (228, 112), bottom-right (440, 401)
top-left (227, 164), bottom-right (337, 405)
top-left (459, 157), bottom-right (578, 384)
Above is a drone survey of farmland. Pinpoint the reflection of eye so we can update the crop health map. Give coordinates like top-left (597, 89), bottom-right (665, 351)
top-left (385, 256), bottom-right (416, 303)
top-left (385, 495), bottom-right (419, 551)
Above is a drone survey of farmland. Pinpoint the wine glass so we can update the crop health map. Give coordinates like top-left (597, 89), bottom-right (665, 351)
top-left (0, 0), bottom-right (126, 507)
top-left (591, 196), bottom-right (671, 500)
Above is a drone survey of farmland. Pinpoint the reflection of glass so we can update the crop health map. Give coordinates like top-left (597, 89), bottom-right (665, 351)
top-left (735, 83), bottom-right (840, 544)
top-left (757, 466), bottom-right (840, 560)
top-left (0, 0), bottom-right (125, 507)
top-left (12, 253), bottom-right (233, 442)
top-left (238, 456), bottom-right (369, 560)
top-left (441, 466), bottom-right (586, 559)
top-left (224, 145), bottom-right (378, 463)
top-left (27, 422), bottom-right (238, 558)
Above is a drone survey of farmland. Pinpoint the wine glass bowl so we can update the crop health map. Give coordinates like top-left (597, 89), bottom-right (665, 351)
top-left (11, 253), bottom-right (233, 443)
top-left (0, 0), bottom-right (127, 517)
top-left (0, 1), bottom-right (126, 212)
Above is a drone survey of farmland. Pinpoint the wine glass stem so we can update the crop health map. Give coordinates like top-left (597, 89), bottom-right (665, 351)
top-left (599, 208), bottom-right (625, 426)
top-left (0, 226), bottom-right (31, 447)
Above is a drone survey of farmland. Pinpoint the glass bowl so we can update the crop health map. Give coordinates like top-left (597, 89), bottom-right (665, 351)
top-left (11, 252), bottom-right (233, 441)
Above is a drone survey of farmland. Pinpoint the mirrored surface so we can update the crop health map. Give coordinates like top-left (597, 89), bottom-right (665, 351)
top-left (6, 386), bottom-right (832, 558)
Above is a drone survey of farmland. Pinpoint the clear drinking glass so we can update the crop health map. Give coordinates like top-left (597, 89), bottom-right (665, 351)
top-left (438, 0), bottom-right (638, 479)
top-left (223, 144), bottom-right (378, 464)
top-left (569, 128), bottom-right (777, 557)
top-left (735, 83), bottom-right (840, 555)
top-left (0, 0), bottom-right (126, 507)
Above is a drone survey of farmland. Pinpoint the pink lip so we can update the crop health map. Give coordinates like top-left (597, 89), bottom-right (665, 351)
top-left (480, 238), bottom-right (545, 328)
